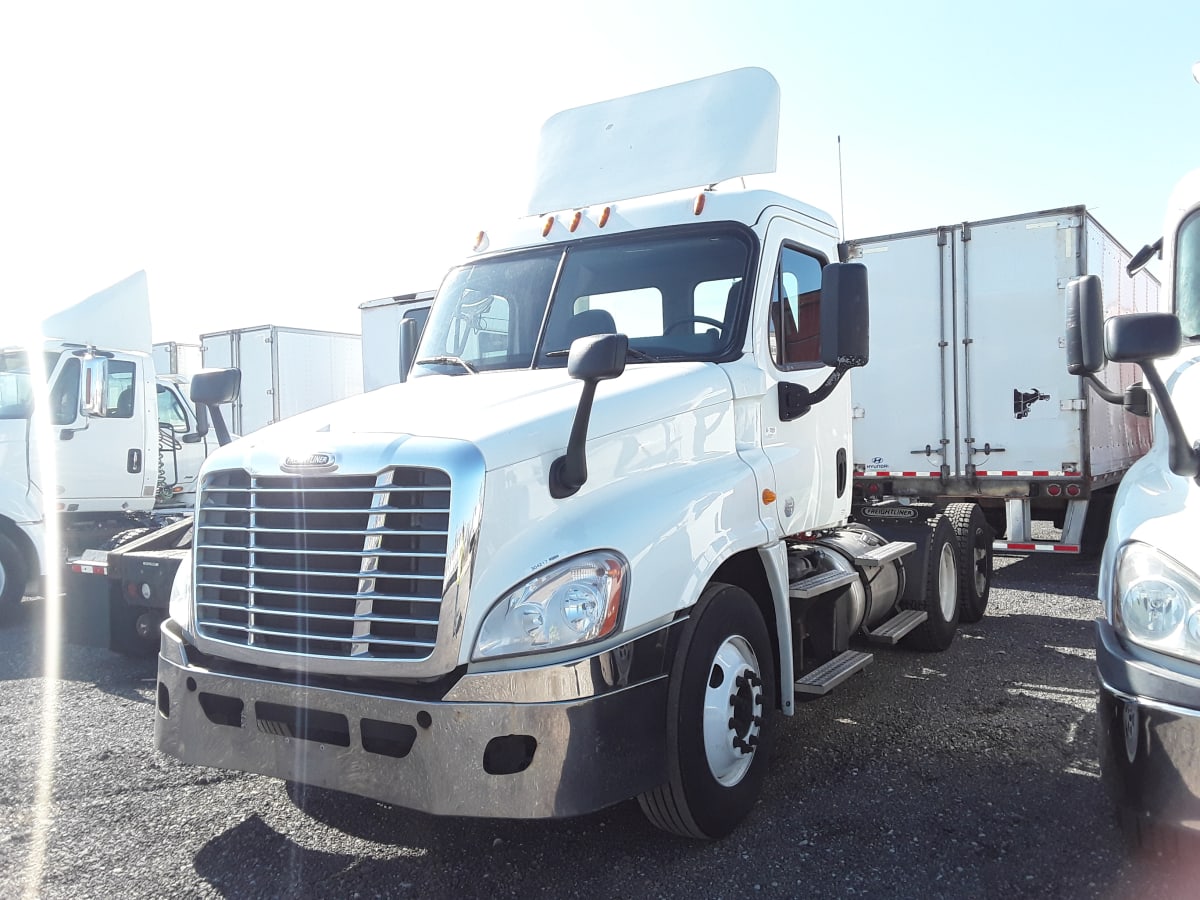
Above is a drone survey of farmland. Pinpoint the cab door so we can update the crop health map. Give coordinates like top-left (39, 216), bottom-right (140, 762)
top-left (54, 351), bottom-right (156, 512)
top-left (757, 218), bottom-right (853, 534)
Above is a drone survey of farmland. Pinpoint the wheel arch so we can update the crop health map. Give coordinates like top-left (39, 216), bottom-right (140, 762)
top-left (0, 515), bottom-right (42, 582)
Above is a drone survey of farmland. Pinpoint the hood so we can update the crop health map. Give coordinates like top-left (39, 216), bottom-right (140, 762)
top-left (217, 363), bottom-right (734, 472)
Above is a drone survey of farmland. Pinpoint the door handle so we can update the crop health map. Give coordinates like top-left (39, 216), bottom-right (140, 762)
top-left (127, 449), bottom-right (142, 473)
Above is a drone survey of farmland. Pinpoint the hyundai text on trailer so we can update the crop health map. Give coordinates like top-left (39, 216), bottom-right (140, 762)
top-left (154, 69), bottom-right (993, 839)
top-left (1066, 167), bottom-right (1200, 853)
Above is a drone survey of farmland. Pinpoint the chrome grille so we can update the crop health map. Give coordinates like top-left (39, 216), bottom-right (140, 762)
top-left (194, 467), bottom-right (450, 660)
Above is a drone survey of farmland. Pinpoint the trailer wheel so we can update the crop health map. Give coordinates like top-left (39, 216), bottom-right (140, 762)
top-left (903, 515), bottom-right (960, 651)
top-left (0, 533), bottom-right (27, 614)
top-left (99, 527), bottom-right (155, 551)
top-left (945, 503), bottom-right (992, 623)
top-left (637, 582), bottom-right (775, 839)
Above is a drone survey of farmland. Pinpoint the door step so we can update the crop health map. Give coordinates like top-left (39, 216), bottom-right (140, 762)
top-left (854, 540), bottom-right (916, 567)
top-left (794, 650), bottom-right (874, 696)
top-left (789, 568), bottom-right (858, 600)
top-left (863, 609), bottom-right (928, 645)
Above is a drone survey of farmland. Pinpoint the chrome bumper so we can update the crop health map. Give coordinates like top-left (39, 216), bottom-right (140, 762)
top-left (155, 619), bottom-right (673, 819)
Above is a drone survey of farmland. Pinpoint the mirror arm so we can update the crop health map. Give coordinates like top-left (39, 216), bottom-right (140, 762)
top-left (1139, 362), bottom-right (1200, 479)
top-left (779, 362), bottom-right (854, 422)
top-left (1084, 373), bottom-right (1124, 405)
top-left (549, 380), bottom-right (599, 498)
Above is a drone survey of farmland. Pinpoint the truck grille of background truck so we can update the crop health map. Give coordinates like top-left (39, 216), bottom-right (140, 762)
top-left (192, 467), bottom-right (450, 660)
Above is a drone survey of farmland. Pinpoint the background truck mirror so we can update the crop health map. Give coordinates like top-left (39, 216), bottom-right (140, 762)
top-left (82, 357), bottom-right (108, 416)
top-left (1065, 275), bottom-right (1106, 375)
top-left (819, 263), bottom-right (869, 369)
top-left (190, 368), bottom-right (242, 405)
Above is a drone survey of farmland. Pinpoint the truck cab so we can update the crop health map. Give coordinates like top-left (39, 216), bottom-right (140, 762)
top-left (1066, 168), bottom-right (1200, 853)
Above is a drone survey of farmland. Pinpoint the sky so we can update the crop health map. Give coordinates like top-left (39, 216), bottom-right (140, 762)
top-left (3, 0), bottom-right (1199, 345)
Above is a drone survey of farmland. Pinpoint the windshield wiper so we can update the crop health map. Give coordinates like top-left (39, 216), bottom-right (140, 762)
top-left (545, 346), bottom-right (656, 362)
top-left (415, 355), bottom-right (478, 374)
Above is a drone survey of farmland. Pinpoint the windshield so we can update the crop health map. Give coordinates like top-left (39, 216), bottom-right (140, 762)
top-left (413, 226), bottom-right (754, 375)
top-left (1177, 209), bottom-right (1200, 341)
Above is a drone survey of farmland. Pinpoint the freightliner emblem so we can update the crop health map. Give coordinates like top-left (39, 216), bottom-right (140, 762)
top-left (281, 452), bottom-right (337, 473)
top-left (858, 506), bottom-right (918, 521)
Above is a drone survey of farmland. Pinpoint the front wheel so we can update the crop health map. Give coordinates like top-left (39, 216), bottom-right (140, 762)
top-left (903, 515), bottom-right (961, 651)
top-left (638, 582), bottom-right (775, 839)
top-left (0, 533), bottom-right (28, 617)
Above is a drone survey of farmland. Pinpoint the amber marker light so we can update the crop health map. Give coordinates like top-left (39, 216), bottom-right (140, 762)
top-left (473, 231), bottom-right (488, 252)
top-left (542, 215), bottom-right (555, 237)
top-left (762, 489), bottom-right (777, 505)
top-left (693, 192), bottom-right (706, 215)
top-left (569, 211), bottom-right (583, 233)
top-left (598, 206), bottom-right (612, 228)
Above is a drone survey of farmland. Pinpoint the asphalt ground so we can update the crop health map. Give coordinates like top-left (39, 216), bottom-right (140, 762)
top-left (1, 552), bottom-right (1197, 900)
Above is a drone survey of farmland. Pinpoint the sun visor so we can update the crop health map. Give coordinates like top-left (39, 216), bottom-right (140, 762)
top-left (527, 67), bottom-right (780, 216)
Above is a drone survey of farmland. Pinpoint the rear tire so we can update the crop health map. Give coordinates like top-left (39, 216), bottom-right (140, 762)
top-left (945, 503), bottom-right (992, 623)
top-left (638, 582), bottom-right (775, 839)
top-left (903, 515), bottom-right (960, 651)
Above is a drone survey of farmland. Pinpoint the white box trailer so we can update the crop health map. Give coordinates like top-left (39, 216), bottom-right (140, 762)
top-left (358, 290), bottom-right (436, 390)
top-left (847, 206), bottom-right (1161, 554)
top-left (200, 325), bottom-right (362, 434)
top-left (152, 341), bottom-right (203, 377)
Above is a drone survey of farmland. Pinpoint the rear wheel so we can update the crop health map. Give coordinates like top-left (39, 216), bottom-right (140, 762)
top-left (903, 515), bottom-right (960, 651)
top-left (945, 503), bottom-right (992, 623)
top-left (638, 582), bottom-right (775, 839)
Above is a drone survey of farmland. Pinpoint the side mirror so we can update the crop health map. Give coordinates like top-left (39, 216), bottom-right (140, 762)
top-left (819, 262), bottom-right (869, 369)
top-left (1065, 275), bottom-right (1106, 375)
top-left (82, 357), bottom-right (108, 416)
top-left (1105, 313), bottom-right (1183, 363)
top-left (397, 317), bottom-right (419, 384)
top-left (1127, 237), bottom-right (1163, 277)
top-left (549, 333), bottom-right (628, 499)
top-left (190, 368), bottom-right (241, 405)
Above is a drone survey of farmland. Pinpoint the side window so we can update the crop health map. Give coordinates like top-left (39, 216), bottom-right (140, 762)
top-left (104, 360), bottom-right (137, 418)
top-left (769, 246), bottom-right (823, 369)
top-left (156, 383), bottom-right (188, 431)
top-left (49, 357), bottom-right (81, 426)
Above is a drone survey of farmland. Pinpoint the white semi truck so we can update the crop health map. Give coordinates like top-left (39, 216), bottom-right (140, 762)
top-left (848, 210), bottom-right (1161, 555)
top-left (154, 69), bottom-right (993, 839)
top-left (1066, 168), bottom-right (1200, 853)
top-left (359, 291), bottom-right (436, 390)
top-left (0, 272), bottom-right (219, 612)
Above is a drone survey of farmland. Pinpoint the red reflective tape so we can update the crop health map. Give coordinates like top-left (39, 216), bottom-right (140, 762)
top-left (1032, 471), bottom-right (1050, 477)
top-left (1004, 543), bottom-right (1036, 551)
top-left (1001, 470), bottom-right (1019, 476)
top-left (1054, 545), bottom-right (1081, 553)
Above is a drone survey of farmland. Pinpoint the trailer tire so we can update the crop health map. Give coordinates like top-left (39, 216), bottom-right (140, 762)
top-left (903, 515), bottom-right (960, 652)
top-left (0, 533), bottom-right (27, 615)
top-left (945, 503), bottom-right (992, 623)
top-left (99, 527), bottom-right (155, 552)
top-left (637, 582), bottom-right (775, 840)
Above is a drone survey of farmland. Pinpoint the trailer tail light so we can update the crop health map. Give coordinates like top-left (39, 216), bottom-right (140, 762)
top-left (598, 206), bottom-right (612, 228)
top-left (542, 216), bottom-right (555, 237)
top-left (865, 481), bottom-right (883, 496)
top-left (569, 211), bottom-right (583, 233)
top-left (693, 193), bottom-right (706, 215)
top-left (1066, 484), bottom-right (1082, 497)
top-left (1046, 484), bottom-right (1062, 497)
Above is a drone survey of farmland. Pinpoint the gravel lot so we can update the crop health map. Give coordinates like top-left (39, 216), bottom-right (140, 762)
top-left (1, 552), bottom-right (1197, 899)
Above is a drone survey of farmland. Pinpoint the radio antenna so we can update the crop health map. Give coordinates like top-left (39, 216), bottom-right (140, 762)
top-left (837, 135), bottom-right (846, 235)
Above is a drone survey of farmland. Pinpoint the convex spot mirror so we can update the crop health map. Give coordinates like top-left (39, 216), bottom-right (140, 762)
top-left (1105, 313), bottom-right (1183, 364)
top-left (819, 262), bottom-right (869, 369)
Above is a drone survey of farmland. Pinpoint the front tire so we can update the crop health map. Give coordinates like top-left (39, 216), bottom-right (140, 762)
top-left (903, 515), bottom-right (961, 651)
top-left (638, 582), bottom-right (775, 839)
top-left (0, 533), bottom-right (28, 616)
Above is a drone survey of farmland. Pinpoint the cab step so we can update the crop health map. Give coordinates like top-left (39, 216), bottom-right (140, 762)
top-left (854, 540), bottom-right (916, 568)
top-left (863, 609), bottom-right (928, 645)
top-left (789, 568), bottom-right (858, 600)
top-left (794, 650), bottom-right (874, 696)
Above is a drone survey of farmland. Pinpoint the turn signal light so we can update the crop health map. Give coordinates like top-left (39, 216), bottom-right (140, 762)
top-left (598, 206), bottom-right (612, 228)
top-left (762, 489), bottom-right (777, 505)
top-left (693, 193), bottom-right (707, 215)
top-left (569, 211), bottom-right (583, 233)
top-left (542, 216), bottom-right (555, 237)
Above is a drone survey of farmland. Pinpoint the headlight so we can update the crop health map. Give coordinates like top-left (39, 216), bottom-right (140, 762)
top-left (1113, 541), bottom-right (1200, 661)
top-left (473, 551), bottom-right (628, 661)
top-left (168, 552), bottom-right (193, 633)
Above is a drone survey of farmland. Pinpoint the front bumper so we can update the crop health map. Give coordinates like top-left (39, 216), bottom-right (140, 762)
top-left (1095, 619), bottom-right (1200, 833)
top-left (155, 619), bottom-right (674, 819)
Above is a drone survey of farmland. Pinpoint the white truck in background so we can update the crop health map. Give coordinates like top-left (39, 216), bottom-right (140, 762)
top-left (1066, 168), bottom-right (1200, 853)
top-left (155, 69), bottom-right (995, 839)
top-left (200, 325), bottom-right (362, 434)
top-left (0, 272), bottom-right (221, 613)
top-left (152, 341), bottom-right (203, 379)
top-left (359, 291), bottom-right (436, 390)
top-left (848, 211), bottom-right (1161, 555)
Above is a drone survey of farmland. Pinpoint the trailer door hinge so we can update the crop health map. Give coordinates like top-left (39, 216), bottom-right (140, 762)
top-left (960, 223), bottom-right (971, 242)
top-left (1061, 398), bottom-right (1086, 411)
top-left (1059, 216), bottom-right (1082, 228)
top-left (852, 406), bottom-right (865, 419)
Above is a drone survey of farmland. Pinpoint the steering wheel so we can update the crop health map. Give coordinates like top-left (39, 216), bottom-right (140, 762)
top-left (665, 316), bottom-right (724, 335)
